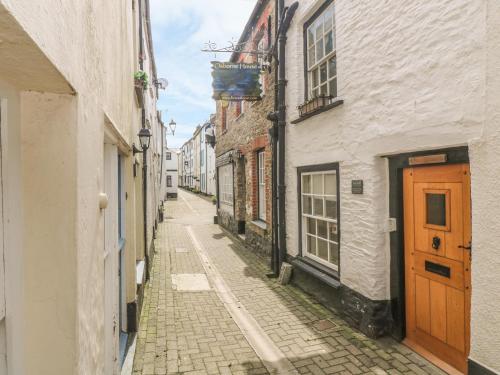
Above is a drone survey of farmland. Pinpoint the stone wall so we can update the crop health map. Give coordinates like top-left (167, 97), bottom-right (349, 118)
top-left (215, 0), bottom-right (275, 253)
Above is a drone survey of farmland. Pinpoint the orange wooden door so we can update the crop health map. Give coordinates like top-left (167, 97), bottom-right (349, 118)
top-left (404, 164), bottom-right (471, 374)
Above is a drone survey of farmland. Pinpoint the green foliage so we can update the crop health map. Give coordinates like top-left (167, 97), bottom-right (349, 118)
top-left (134, 70), bottom-right (149, 89)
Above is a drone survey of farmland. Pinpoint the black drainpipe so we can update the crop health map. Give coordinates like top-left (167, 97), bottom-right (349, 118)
top-left (269, 0), bottom-right (280, 276)
top-left (138, 0), bottom-right (150, 281)
top-left (268, 0), bottom-right (298, 275)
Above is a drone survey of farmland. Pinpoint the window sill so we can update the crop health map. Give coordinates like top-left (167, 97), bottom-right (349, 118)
top-left (290, 256), bottom-right (340, 288)
top-left (136, 260), bottom-right (145, 286)
top-left (291, 98), bottom-right (344, 124)
top-left (250, 219), bottom-right (267, 230)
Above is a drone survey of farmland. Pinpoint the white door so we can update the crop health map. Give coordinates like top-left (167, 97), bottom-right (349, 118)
top-left (0, 100), bottom-right (5, 321)
top-left (104, 143), bottom-right (119, 375)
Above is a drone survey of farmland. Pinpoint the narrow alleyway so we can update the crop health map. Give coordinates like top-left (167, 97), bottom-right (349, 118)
top-left (132, 190), bottom-right (445, 375)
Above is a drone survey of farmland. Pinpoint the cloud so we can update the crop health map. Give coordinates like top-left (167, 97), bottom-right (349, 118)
top-left (151, 0), bottom-right (256, 148)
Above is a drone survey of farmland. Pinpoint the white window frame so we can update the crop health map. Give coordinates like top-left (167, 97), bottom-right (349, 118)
top-left (301, 170), bottom-right (339, 271)
top-left (306, 2), bottom-right (337, 99)
top-left (219, 164), bottom-right (233, 206)
top-left (257, 150), bottom-right (266, 221)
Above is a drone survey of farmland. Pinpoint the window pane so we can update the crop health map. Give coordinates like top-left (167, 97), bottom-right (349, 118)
top-left (325, 198), bottom-right (337, 219)
top-left (314, 197), bottom-right (324, 216)
top-left (328, 57), bottom-right (337, 78)
top-left (307, 235), bottom-right (317, 255)
top-left (307, 28), bottom-right (314, 47)
top-left (320, 63), bottom-right (327, 84)
top-left (317, 219), bottom-right (327, 239)
top-left (320, 84), bottom-right (328, 95)
top-left (329, 242), bottom-right (339, 265)
top-left (315, 23), bottom-right (323, 41)
top-left (302, 196), bottom-right (312, 215)
top-left (324, 13), bottom-right (333, 31)
top-left (316, 39), bottom-right (324, 61)
top-left (325, 173), bottom-right (336, 195)
top-left (308, 47), bottom-right (315, 68)
top-left (302, 174), bottom-right (311, 194)
top-left (329, 77), bottom-right (337, 98)
top-left (312, 88), bottom-right (319, 98)
top-left (318, 239), bottom-right (328, 261)
top-left (426, 193), bottom-right (446, 226)
top-left (328, 222), bottom-right (339, 242)
top-left (313, 174), bottom-right (323, 194)
top-left (307, 218), bottom-right (316, 235)
top-left (325, 30), bottom-right (333, 54)
top-left (312, 68), bottom-right (318, 87)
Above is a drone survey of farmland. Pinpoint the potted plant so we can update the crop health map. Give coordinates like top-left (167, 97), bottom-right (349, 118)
top-left (212, 196), bottom-right (217, 205)
top-left (298, 95), bottom-right (333, 117)
top-left (134, 70), bottom-right (149, 90)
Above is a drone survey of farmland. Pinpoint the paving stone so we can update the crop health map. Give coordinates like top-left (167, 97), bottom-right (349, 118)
top-left (132, 191), bottom-right (446, 375)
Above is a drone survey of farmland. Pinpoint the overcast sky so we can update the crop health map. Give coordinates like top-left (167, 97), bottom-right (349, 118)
top-left (151, 0), bottom-right (256, 148)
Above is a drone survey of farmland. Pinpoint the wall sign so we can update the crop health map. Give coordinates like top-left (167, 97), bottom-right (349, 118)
top-left (211, 62), bottom-right (262, 101)
top-left (409, 154), bottom-right (447, 166)
top-left (352, 180), bottom-right (364, 194)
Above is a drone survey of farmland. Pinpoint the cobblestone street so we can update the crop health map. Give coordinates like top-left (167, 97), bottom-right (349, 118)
top-left (132, 190), bottom-right (445, 375)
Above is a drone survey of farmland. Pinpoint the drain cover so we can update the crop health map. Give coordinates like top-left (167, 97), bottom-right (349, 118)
top-left (312, 319), bottom-right (337, 331)
top-left (171, 274), bottom-right (211, 291)
top-left (175, 247), bottom-right (188, 253)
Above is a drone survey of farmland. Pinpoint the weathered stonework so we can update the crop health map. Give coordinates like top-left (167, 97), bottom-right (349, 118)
top-left (215, 0), bottom-right (276, 255)
top-left (245, 222), bottom-right (272, 257)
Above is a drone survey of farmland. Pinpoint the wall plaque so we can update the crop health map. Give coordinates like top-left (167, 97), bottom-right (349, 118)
top-left (409, 154), bottom-right (447, 166)
top-left (352, 180), bottom-right (363, 194)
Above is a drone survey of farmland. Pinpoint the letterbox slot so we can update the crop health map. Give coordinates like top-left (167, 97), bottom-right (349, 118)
top-left (425, 261), bottom-right (451, 278)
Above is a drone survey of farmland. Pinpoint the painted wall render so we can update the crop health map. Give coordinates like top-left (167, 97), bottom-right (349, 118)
top-left (284, 0), bottom-right (500, 371)
top-left (0, 0), bottom-right (162, 373)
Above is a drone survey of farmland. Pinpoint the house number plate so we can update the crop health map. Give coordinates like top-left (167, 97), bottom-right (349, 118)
top-left (352, 180), bottom-right (363, 194)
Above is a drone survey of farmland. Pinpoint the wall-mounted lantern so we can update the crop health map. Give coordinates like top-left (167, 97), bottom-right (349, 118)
top-left (168, 119), bottom-right (177, 136)
top-left (133, 127), bottom-right (152, 155)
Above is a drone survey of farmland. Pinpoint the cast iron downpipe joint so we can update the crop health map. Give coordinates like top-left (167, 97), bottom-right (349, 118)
top-left (269, 0), bottom-right (298, 275)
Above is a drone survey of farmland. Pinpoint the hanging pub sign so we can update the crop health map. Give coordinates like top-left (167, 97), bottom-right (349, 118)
top-left (211, 62), bottom-right (262, 101)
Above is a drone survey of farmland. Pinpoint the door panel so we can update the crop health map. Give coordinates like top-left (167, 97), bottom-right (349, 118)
top-left (404, 164), bottom-right (471, 374)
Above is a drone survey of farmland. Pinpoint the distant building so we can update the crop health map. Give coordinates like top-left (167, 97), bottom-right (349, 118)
top-left (200, 116), bottom-right (216, 196)
top-left (180, 139), bottom-right (194, 188)
top-left (192, 126), bottom-right (202, 191)
top-left (165, 149), bottom-right (179, 198)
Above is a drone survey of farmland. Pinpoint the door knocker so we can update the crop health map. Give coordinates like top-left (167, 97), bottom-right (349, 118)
top-left (432, 236), bottom-right (441, 250)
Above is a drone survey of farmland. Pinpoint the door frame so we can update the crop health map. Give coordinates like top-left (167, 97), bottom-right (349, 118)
top-left (384, 146), bottom-right (470, 341)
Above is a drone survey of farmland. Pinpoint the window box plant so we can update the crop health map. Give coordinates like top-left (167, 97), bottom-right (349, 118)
top-left (134, 70), bottom-right (149, 90)
top-left (134, 70), bottom-right (148, 108)
top-left (298, 95), bottom-right (333, 117)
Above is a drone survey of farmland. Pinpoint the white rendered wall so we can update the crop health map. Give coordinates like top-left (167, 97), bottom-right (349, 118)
top-left (0, 82), bottom-right (24, 375)
top-left (284, 0), bottom-right (485, 301)
top-left (285, 0), bottom-right (500, 371)
top-left (467, 1), bottom-right (500, 372)
top-left (0, 1), bottom-right (145, 374)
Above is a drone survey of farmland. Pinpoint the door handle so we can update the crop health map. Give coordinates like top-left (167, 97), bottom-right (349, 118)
top-left (459, 245), bottom-right (472, 250)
